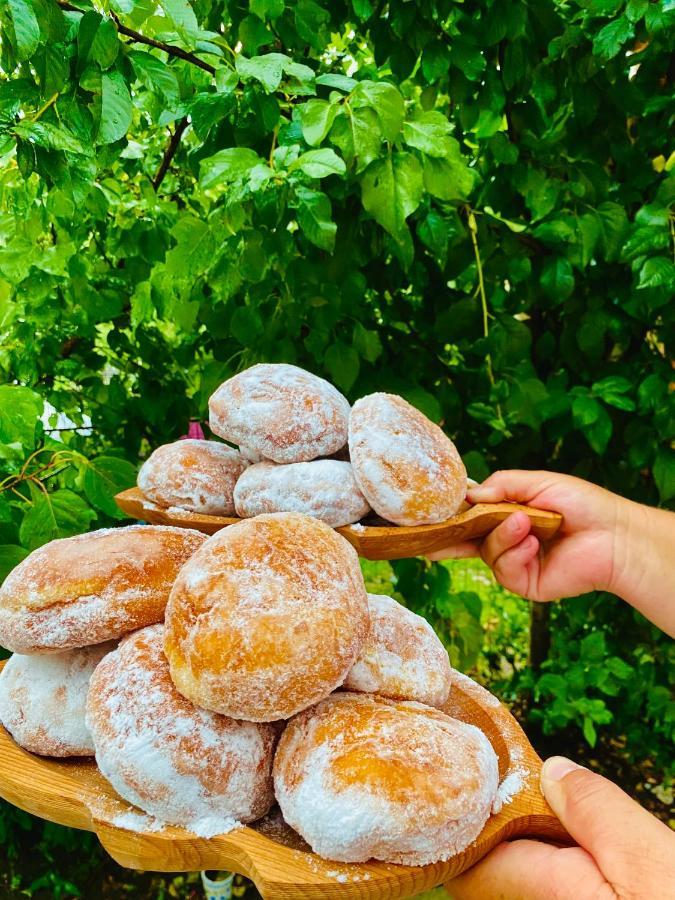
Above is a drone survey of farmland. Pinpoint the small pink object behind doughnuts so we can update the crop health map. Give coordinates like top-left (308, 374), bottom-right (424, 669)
top-left (349, 392), bottom-right (467, 525)
top-left (208, 364), bottom-right (350, 464)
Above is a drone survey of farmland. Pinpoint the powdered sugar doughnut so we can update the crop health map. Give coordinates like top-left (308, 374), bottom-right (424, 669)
top-left (137, 440), bottom-right (248, 516)
top-left (164, 513), bottom-right (369, 722)
top-left (344, 593), bottom-right (452, 706)
top-left (209, 364), bottom-right (350, 464)
top-left (274, 692), bottom-right (499, 865)
top-left (0, 642), bottom-right (114, 756)
top-left (0, 526), bottom-right (206, 653)
top-left (87, 625), bottom-right (276, 835)
top-left (349, 393), bottom-right (467, 525)
top-left (233, 460), bottom-right (371, 528)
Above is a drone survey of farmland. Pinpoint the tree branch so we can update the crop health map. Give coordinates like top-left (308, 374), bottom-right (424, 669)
top-left (56, 1), bottom-right (216, 75)
top-left (152, 117), bottom-right (189, 190)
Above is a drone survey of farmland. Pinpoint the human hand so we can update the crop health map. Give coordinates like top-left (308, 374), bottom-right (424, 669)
top-left (428, 470), bottom-right (633, 602)
top-left (446, 755), bottom-right (675, 900)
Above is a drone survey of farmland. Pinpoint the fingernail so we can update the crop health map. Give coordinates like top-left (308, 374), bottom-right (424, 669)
top-left (541, 756), bottom-right (581, 784)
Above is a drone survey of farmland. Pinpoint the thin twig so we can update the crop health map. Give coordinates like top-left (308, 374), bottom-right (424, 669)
top-left (152, 117), bottom-right (189, 190)
top-left (56, 1), bottom-right (216, 75)
top-left (33, 92), bottom-right (59, 122)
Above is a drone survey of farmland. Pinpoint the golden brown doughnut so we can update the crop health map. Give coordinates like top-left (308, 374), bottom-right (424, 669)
top-left (233, 460), bottom-right (371, 528)
top-left (137, 439), bottom-right (248, 516)
top-left (274, 692), bottom-right (499, 865)
top-left (208, 364), bottom-right (350, 463)
top-left (87, 625), bottom-right (276, 835)
top-left (349, 393), bottom-right (467, 525)
top-left (0, 642), bottom-right (114, 756)
top-left (0, 525), bottom-right (206, 653)
top-left (164, 513), bottom-right (369, 722)
top-left (343, 593), bottom-right (452, 706)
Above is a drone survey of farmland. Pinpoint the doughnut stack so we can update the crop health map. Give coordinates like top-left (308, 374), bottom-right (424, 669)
top-left (137, 362), bottom-right (468, 528)
top-left (0, 364), bottom-right (501, 866)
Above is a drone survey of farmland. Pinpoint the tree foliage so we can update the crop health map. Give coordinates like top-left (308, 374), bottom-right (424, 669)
top-left (0, 0), bottom-right (674, 774)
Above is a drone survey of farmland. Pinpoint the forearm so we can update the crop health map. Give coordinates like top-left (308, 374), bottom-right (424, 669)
top-left (608, 499), bottom-right (675, 637)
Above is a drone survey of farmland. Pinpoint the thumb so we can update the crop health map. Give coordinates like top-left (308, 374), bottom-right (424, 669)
top-left (540, 756), bottom-right (672, 890)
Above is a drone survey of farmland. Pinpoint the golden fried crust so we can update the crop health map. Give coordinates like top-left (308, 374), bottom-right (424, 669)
top-left (0, 526), bottom-right (206, 652)
top-left (349, 393), bottom-right (467, 526)
top-left (138, 440), bottom-right (248, 516)
top-left (164, 513), bottom-right (369, 722)
top-left (274, 692), bottom-right (499, 865)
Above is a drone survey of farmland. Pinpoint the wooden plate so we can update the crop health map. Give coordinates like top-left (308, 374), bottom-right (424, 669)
top-left (114, 487), bottom-right (562, 561)
top-left (0, 663), bottom-right (569, 899)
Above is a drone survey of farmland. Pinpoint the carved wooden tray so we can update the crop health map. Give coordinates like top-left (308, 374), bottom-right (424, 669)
top-left (115, 487), bottom-right (562, 561)
top-left (0, 664), bottom-right (568, 899)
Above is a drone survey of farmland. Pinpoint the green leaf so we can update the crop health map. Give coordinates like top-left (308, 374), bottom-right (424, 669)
top-left (353, 322), bottom-right (382, 363)
top-left (295, 186), bottom-right (336, 252)
top-left (165, 216), bottom-right (216, 277)
top-left (422, 155), bottom-right (474, 201)
top-left (298, 99), bottom-right (338, 146)
top-left (361, 152), bottom-right (423, 238)
top-left (653, 449), bottom-right (675, 501)
top-left (189, 92), bottom-right (235, 141)
top-left (593, 16), bottom-right (633, 59)
top-left (331, 106), bottom-right (382, 173)
top-left (351, 81), bottom-right (405, 142)
top-left (0, 545), bottom-right (30, 585)
top-left (161, 0), bottom-right (199, 34)
top-left (402, 111), bottom-right (454, 158)
top-left (592, 376), bottom-right (632, 396)
top-left (325, 341), bottom-right (359, 391)
top-left (596, 202), bottom-right (629, 260)
top-left (637, 256), bottom-right (675, 289)
top-left (622, 226), bottom-right (669, 260)
top-left (577, 213), bottom-right (601, 267)
top-left (541, 256), bottom-right (574, 301)
top-left (20, 488), bottom-right (96, 551)
top-left (572, 394), bottom-right (600, 426)
top-left (587, 405), bottom-right (613, 454)
top-left (80, 455), bottom-right (137, 518)
top-left (582, 716), bottom-right (597, 747)
top-left (626, 0), bottom-right (648, 22)
top-left (289, 147), bottom-right (346, 178)
top-left (200, 147), bottom-right (262, 189)
top-left (96, 70), bottom-right (133, 144)
top-left (250, 0), bottom-right (284, 19)
top-left (8, 0), bottom-right (40, 61)
top-left (418, 210), bottom-right (450, 265)
top-left (131, 51), bottom-right (180, 106)
top-left (315, 73), bottom-right (356, 92)
top-left (0, 385), bottom-right (42, 449)
top-left (236, 53), bottom-right (289, 92)
top-left (90, 17), bottom-right (119, 69)
top-left (13, 121), bottom-right (86, 154)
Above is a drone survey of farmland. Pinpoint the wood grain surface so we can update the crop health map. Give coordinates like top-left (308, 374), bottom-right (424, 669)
top-left (0, 663), bottom-right (569, 899)
top-left (114, 487), bottom-right (562, 560)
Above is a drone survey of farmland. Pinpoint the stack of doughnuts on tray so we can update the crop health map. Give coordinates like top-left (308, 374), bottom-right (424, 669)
top-left (137, 363), bottom-right (468, 528)
top-left (0, 364), bottom-right (501, 867)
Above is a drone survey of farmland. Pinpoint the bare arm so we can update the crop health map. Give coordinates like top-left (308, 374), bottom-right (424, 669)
top-left (429, 470), bottom-right (675, 637)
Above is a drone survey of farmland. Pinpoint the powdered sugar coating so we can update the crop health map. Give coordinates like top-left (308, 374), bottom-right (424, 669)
top-left (138, 440), bottom-right (248, 516)
top-left (208, 364), bottom-right (350, 464)
top-left (274, 692), bottom-right (499, 865)
top-left (0, 642), bottom-right (114, 756)
top-left (344, 593), bottom-right (452, 706)
top-left (0, 525), bottom-right (206, 653)
top-left (233, 460), bottom-right (371, 528)
top-left (86, 625), bottom-right (276, 834)
top-left (164, 513), bottom-right (369, 722)
top-left (349, 393), bottom-right (467, 526)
